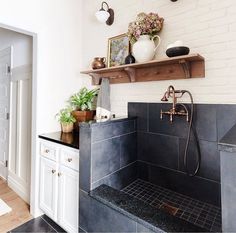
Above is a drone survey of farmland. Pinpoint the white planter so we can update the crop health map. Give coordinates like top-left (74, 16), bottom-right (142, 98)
top-left (132, 35), bottom-right (161, 63)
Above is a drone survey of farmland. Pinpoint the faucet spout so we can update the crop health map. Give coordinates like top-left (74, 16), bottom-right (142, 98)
top-left (161, 92), bottom-right (169, 102)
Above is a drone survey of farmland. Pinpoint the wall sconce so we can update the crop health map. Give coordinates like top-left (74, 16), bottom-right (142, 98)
top-left (95, 1), bottom-right (114, 26)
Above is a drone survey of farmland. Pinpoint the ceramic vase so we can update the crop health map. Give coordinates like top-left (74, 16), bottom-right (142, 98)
top-left (132, 35), bottom-right (161, 63)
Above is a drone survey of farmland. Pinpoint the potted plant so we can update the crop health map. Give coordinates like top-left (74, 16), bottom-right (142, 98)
top-left (69, 87), bottom-right (99, 130)
top-left (56, 107), bottom-right (76, 133)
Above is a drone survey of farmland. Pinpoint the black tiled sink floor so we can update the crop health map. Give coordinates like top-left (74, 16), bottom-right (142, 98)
top-left (122, 179), bottom-right (222, 232)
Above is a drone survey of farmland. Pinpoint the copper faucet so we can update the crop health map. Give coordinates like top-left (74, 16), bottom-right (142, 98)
top-left (160, 85), bottom-right (189, 122)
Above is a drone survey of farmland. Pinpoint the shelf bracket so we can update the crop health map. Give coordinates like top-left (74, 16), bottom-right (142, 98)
top-left (124, 67), bottom-right (136, 82)
top-left (88, 73), bottom-right (101, 85)
top-left (179, 59), bottom-right (191, 79)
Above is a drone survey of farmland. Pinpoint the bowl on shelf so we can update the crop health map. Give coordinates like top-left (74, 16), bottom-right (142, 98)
top-left (166, 46), bottom-right (190, 58)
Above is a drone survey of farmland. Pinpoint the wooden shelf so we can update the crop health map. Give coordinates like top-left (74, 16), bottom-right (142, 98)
top-left (81, 54), bottom-right (205, 85)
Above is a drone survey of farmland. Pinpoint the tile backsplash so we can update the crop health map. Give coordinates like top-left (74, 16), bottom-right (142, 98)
top-left (128, 103), bottom-right (236, 206)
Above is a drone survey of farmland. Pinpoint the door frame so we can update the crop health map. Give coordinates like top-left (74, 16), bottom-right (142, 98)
top-left (0, 46), bottom-right (13, 180)
top-left (0, 23), bottom-right (38, 217)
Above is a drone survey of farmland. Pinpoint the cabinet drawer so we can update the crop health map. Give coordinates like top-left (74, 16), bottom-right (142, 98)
top-left (60, 149), bottom-right (79, 171)
top-left (40, 141), bottom-right (58, 161)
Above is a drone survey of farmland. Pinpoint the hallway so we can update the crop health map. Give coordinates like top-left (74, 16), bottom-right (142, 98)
top-left (0, 178), bottom-right (31, 233)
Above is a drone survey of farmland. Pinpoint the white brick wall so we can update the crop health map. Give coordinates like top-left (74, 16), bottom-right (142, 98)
top-left (81, 0), bottom-right (236, 116)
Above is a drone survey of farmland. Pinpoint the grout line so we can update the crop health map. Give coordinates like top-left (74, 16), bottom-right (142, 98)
top-left (91, 161), bottom-right (137, 186)
top-left (40, 216), bottom-right (61, 233)
top-left (92, 131), bottom-right (136, 144)
top-left (137, 160), bottom-right (221, 184)
top-left (79, 226), bottom-right (88, 233)
top-left (122, 179), bottom-right (221, 232)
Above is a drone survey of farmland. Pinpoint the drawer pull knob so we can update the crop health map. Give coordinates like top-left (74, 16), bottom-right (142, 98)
top-left (58, 173), bottom-right (62, 177)
top-left (52, 170), bottom-right (56, 174)
top-left (45, 149), bottom-right (50, 153)
top-left (68, 158), bottom-right (73, 162)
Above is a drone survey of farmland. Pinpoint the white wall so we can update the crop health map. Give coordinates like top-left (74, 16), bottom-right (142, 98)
top-left (81, 0), bottom-right (236, 116)
top-left (0, 0), bottom-right (82, 216)
top-left (0, 28), bottom-right (32, 67)
top-left (0, 0), bottom-right (83, 133)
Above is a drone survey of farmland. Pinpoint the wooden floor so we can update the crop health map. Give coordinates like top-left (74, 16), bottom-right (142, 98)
top-left (0, 178), bottom-right (32, 233)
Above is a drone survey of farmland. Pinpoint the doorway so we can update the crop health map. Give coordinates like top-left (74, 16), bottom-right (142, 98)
top-left (0, 28), bottom-right (33, 204)
top-left (0, 47), bottom-right (12, 180)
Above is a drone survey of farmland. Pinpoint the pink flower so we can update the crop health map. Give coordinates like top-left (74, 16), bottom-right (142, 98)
top-left (127, 12), bottom-right (164, 44)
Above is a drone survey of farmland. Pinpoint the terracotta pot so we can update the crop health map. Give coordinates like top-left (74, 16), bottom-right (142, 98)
top-left (72, 110), bottom-right (96, 131)
top-left (61, 122), bottom-right (74, 133)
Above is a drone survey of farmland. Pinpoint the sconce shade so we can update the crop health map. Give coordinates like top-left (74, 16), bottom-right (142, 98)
top-left (95, 9), bottom-right (110, 23)
top-left (95, 2), bottom-right (114, 26)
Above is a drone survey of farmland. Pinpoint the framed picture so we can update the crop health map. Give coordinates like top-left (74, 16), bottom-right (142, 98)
top-left (107, 33), bottom-right (130, 68)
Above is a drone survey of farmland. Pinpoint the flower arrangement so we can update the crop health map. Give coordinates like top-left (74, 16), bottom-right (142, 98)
top-left (127, 12), bottom-right (164, 44)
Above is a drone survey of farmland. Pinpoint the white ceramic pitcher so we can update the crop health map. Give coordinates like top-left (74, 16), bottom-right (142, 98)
top-left (132, 35), bottom-right (161, 63)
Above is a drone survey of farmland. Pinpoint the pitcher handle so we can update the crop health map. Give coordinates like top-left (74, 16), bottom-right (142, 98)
top-left (152, 35), bottom-right (161, 52)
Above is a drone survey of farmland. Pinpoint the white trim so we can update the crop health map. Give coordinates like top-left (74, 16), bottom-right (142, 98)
top-left (30, 33), bottom-right (40, 217)
top-left (8, 172), bottom-right (30, 203)
top-left (0, 23), bottom-right (38, 217)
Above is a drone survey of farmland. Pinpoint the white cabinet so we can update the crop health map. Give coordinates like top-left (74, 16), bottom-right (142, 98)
top-left (39, 157), bottom-right (58, 220)
top-left (39, 139), bottom-right (79, 233)
top-left (58, 165), bottom-right (79, 233)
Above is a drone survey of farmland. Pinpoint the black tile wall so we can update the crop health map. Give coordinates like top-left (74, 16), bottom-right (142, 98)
top-left (91, 123), bottom-right (113, 142)
top-left (79, 190), bottom-right (137, 232)
top-left (220, 151), bottom-right (236, 232)
top-left (128, 103), bottom-right (148, 132)
top-left (91, 162), bottom-right (138, 190)
top-left (149, 103), bottom-right (189, 138)
top-left (91, 137), bottom-right (121, 182)
top-left (137, 161), bottom-right (221, 206)
top-left (179, 139), bottom-right (220, 182)
top-left (80, 118), bottom-right (137, 192)
top-left (138, 132), bottom-right (179, 170)
top-left (120, 133), bottom-right (137, 167)
top-left (91, 119), bottom-right (136, 143)
top-left (217, 104), bottom-right (236, 141)
top-left (194, 104), bottom-right (217, 142)
top-left (129, 102), bottom-right (236, 206)
top-left (79, 126), bottom-right (92, 192)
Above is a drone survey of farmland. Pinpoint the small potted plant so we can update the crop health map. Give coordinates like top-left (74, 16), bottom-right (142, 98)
top-left (69, 87), bottom-right (99, 130)
top-left (56, 107), bottom-right (76, 133)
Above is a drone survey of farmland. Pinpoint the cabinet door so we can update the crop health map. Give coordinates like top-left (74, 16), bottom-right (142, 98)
top-left (40, 156), bottom-right (58, 221)
top-left (58, 165), bottom-right (79, 233)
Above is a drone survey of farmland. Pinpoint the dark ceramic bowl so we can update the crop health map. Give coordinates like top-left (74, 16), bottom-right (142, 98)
top-left (166, 46), bottom-right (190, 58)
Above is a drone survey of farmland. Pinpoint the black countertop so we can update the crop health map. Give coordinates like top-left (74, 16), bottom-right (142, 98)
top-left (38, 117), bottom-right (135, 150)
top-left (90, 185), bottom-right (207, 233)
top-left (219, 124), bottom-right (236, 153)
top-left (39, 131), bottom-right (80, 149)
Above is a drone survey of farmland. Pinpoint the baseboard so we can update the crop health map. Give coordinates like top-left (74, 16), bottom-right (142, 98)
top-left (0, 175), bottom-right (6, 181)
top-left (8, 174), bottom-right (30, 204)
